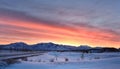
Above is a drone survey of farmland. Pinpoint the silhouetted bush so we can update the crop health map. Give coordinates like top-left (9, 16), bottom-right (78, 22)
top-left (50, 59), bottom-right (54, 62)
top-left (65, 58), bottom-right (69, 62)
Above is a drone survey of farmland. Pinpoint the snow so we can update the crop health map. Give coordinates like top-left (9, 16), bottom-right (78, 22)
top-left (4, 52), bottom-right (120, 69)
top-left (26, 52), bottom-right (120, 62)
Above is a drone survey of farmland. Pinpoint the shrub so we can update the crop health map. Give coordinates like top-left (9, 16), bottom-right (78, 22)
top-left (65, 58), bottom-right (69, 62)
top-left (50, 59), bottom-right (54, 62)
top-left (94, 57), bottom-right (100, 59)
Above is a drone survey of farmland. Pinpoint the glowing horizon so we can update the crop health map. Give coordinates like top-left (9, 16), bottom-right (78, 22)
top-left (0, 0), bottom-right (120, 48)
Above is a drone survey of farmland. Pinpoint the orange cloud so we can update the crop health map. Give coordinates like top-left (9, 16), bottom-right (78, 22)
top-left (0, 17), bottom-right (120, 48)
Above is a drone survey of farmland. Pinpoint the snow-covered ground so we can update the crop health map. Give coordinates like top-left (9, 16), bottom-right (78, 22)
top-left (4, 52), bottom-right (120, 69)
top-left (24, 52), bottom-right (120, 63)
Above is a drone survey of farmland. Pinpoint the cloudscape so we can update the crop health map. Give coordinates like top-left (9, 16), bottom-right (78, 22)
top-left (0, 0), bottom-right (120, 48)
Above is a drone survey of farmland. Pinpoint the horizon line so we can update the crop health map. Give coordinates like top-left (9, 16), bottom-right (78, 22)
top-left (0, 41), bottom-right (119, 49)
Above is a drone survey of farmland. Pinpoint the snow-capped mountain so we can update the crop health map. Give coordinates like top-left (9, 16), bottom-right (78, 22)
top-left (30, 42), bottom-right (75, 51)
top-left (0, 42), bottom-right (77, 51)
top-left (77, 45), bottom-right (92, 50)
top-left (1, 42), bottom-right (31, 50)
top-left (0, 42), bottom-right (119, 52)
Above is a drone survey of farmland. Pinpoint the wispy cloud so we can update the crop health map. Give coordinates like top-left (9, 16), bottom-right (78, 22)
top-left (0, 0), bottom-right (120, 48)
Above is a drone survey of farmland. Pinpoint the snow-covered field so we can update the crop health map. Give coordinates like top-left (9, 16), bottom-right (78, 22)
top-left (4, 52), bottom-right (120, 69)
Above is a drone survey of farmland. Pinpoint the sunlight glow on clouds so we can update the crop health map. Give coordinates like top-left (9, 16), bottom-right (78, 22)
top-left (0, 0), bottom-right (120, 48)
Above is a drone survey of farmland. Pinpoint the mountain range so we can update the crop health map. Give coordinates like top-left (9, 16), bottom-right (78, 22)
top-left (0, 42), bottom-right (119, 53)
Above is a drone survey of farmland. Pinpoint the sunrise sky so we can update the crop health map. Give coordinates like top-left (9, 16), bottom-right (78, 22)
top-left (0, 0), bottom-right (120, 48)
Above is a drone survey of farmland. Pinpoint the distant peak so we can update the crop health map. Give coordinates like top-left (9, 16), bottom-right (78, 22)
top-left (10, 42), bottom-right (27, 45)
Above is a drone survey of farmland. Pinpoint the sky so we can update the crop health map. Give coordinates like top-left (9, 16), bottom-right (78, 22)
top-left (0, 0), bottom-right (120, 48)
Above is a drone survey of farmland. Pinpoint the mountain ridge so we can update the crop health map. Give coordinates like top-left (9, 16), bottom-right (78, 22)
top-left (0, 42), bottom-right (119, 53)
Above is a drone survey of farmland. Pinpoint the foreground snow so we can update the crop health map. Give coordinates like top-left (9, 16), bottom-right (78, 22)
top-left (5, 52), bottom-right (120, 69)
top-left (27, 52), bottom-right (120, 62)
